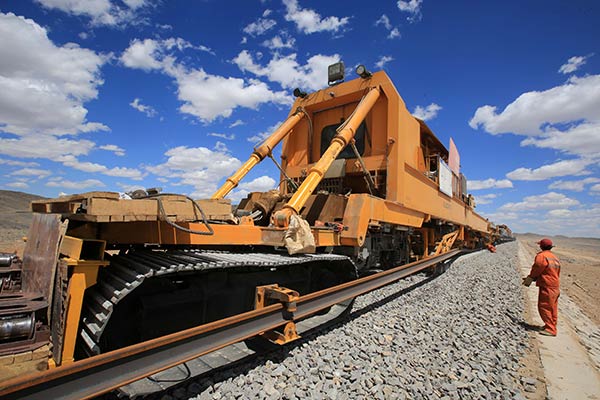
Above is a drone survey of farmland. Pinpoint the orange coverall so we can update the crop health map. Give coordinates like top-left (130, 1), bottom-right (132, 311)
top-left (528, 250), bottom-right (561, 335)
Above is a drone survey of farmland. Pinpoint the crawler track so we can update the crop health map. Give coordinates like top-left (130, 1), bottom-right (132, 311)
top-left (80, 250), bottom-right (354, 356)
top-left (0, 249), bottom-right (462, 400)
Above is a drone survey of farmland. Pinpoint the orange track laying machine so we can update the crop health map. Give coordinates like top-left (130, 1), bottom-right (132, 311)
top-left (0, 64), bottom-right (508, 377)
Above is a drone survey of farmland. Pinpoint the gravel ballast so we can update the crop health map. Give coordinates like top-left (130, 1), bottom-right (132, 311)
top-left (164, 242), bottom-right (532, 399)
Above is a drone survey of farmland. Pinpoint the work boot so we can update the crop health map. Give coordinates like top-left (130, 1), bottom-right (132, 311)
top-left (539, 330), bottom-right (556, 336)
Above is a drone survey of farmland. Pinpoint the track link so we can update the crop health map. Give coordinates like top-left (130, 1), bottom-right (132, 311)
top-left (79, 250), bottom-right (353, 356)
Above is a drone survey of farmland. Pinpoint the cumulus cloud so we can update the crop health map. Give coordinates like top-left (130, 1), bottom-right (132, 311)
top-left (548, 177), bottom-right (600, 192)
top-left (375, 14), bottom-right (400, 39)
top-left (397, 0), bottom-right (423, 22)
top-left (468, 178), bottom-right (513, 190)
top-left (6, 181), bottom-right (29, 189)
top-left (475, 193), bottom-right (497, 205)
top-left (262, 34), bottom-right (296, 50)
top-left (34, 0), bottom-right (149, 27)
top-left (233, 50), bottom-right (339, 91)
top-left (558, 55), bottom-right (591, 74)
top-left (0, 135), bottom-right (95, 159)
top-left (519, 121), bottom-right (600, 157)
top-left (283, 0), bottom-right (349, 34)
top-left (248, 123), bottom-right (278, 143)
top-left (375, 55), bottom-right (394, 69)
top-left (0, 12), bottom-right (108, 136)
top-left (0, 158), bottom-right (39, 167)
top-left (243, 16), bottom-right (277, 36)
top-left (46, 178), bottom-right (105, 190)
top-left (121, 39), bottom-right (288, 122)
top-left (413, 103), bottom-right (442, 121)
top-left (9, 168), bottom-right (51, 178)
top-left (499, 192), bottom-right (579, 212)
top-left (146, 146), bottom-right (242, 198)
top-left (58, 155), bottom-right (144, 179)
top-left (469, 75), bottom-right (600, 136)
top-left (130, 98), bottom-right (157, 117)
top-left (506, 159), bottom-right (592, 181)
top-left (99, 144), bottom-right (125, 156)
top-left (228, 175), bottom-right (277, 203)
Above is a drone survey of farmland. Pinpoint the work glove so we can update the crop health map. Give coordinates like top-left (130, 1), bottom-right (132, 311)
top-left (522, 276), bottom-right (533, 287)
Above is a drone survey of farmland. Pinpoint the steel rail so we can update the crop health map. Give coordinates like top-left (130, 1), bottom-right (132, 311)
top-left (0, 249), bottom-right (463, 400)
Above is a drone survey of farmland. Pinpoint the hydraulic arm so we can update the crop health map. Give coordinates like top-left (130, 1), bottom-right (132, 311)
top-left (273, 87), bottom-right (381, 227)
top-left (212, 110), bottom-right (305, 199)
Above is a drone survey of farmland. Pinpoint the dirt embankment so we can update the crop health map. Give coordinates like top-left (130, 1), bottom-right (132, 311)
top-left (517, 233), bottom-right (600, 325)
top-left (0, 190), bottom-right (45, 256)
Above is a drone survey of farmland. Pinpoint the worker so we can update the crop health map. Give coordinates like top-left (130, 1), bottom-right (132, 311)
top-left (522, 238), bottom-right (561, 336)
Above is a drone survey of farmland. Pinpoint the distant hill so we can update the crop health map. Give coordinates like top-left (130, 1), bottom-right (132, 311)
top-left (0, 190), bottom-right (46, 230)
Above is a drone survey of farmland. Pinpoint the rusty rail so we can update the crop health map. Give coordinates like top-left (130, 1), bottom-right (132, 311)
top-left (0, 249), bottom-right (463, 400)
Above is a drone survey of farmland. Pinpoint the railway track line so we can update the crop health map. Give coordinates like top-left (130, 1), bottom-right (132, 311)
top-left (0, 249), bottom-right (462, 400)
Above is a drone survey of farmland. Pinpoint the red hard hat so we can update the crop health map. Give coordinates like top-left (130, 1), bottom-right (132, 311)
top-left (537, 238), bottom-right (553, 248)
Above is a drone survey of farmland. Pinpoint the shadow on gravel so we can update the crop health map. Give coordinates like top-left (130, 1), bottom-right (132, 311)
top-left (135, 272), bottom-right (441, 400)
top-left (505, 311), bottom-right (543, 331)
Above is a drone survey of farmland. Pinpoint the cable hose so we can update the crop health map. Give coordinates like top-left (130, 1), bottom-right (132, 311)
top-left (142, 193), bottom-right (215, 236)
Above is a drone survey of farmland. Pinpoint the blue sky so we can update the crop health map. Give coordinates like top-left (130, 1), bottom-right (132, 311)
top-left (0, 1), bottom-right (599, 237)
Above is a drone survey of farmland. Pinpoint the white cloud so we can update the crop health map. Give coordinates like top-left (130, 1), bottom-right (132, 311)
top-left (120, 38), bottom-right (167, 71)
top-left (0, 158), bottom-right (39, 167)
top-left (208, 132), bottom-right (235, 140)
top-left (233, 50), bottom-right (339, 91)
top-left (475, 193), bottom-right (497, 205)
top-left (559, 55), bottom-right (591, 74)
top-left (262, 35), bottom-right (296, 50)
top-left (0, 12), bottom-right (108, 136)
top-left (283, 0), bottom-right (349, 34)
top-left (243, 17), bottom-right (277, 36)
top-left (375, 14), bottom-right (401, 39)
top-left (548, 177), bottom-right (600, 192)
top-left (506, 158), bottom-right (592, 181)
top-left (248, 123), bottom-right (278, 143)
top-left (469, 75), bottom-right (600, 136)
top-left (499, 192), bottom-right (579, 212)
top-left (591, 184), bottom-right (600, 193)
top-left (9, 168), bottom-right (51, 178)
top-left (173, 68), bottom-right (290, 122)
top-left (122, 39), bottom-right (288, 122)
top-left (0, 135), bottom-right (95, 159)
top-left (228, 175), bottom-right (277, 203)
top-left (229, 119), bottom-right (245, 128)
top-left (130, 98), bottom-right (157, 117)
top-left (397, 0), bottom-right (423, 22)
top-left (58, 155), bottom-right (144, 180)
top-left (99, 144), bottom-right (125, 156)
top-left (122, 0), bottom-right (147, 10)
top-left (519, 121), bottom-right (600, 157)
top-left (46, 178), bottom-right (105, 190)
top-left (468, 178), bottom-right (513, 190)
top-left (34, 0), bottom-right (149, 27)
top-left (6, 181), bottom-right (29, 189)
top-left (146, 146), bottom-right (242, 198)
top-left (375, 55), bottom-right (394, 69)
top-left (413, 103), bottom-right (442, 121)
